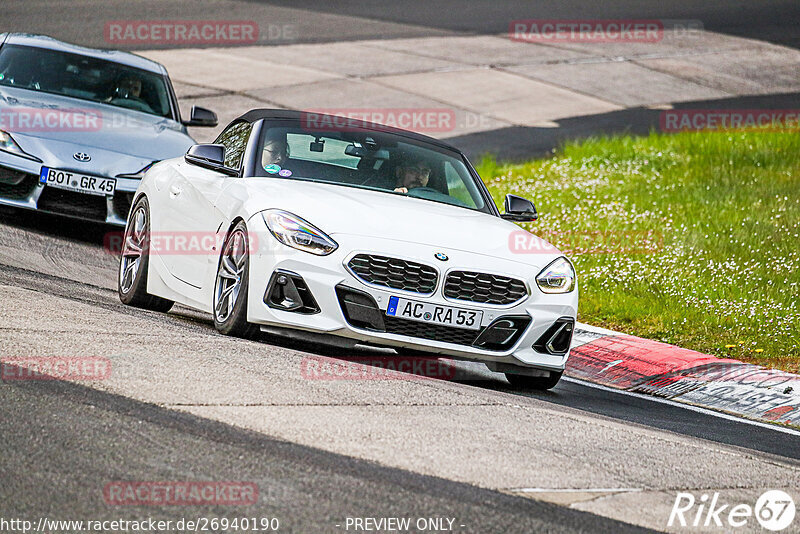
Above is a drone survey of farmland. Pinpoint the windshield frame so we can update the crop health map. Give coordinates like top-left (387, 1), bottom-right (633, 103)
top-left (0, 43), bottom-right (178, 121)
top-left (242, 117), bottom-right (500, 216)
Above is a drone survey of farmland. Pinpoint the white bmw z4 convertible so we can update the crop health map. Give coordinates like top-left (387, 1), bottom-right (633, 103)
top-left (118, 109), bottom-right (578, 390)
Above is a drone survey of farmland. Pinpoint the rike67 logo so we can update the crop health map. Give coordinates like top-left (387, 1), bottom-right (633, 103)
top-left (669, 490), bottom-right (795, 531)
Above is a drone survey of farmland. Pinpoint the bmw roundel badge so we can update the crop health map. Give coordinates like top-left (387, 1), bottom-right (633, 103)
top-left (434, 252), bottom-right (448, 261)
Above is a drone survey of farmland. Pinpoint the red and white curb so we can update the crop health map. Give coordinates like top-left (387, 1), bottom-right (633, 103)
top-left (568, 323), bottom-right (800, 428)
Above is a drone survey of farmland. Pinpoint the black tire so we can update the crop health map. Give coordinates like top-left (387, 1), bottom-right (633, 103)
top-left (117, 196), bottom-right (174, 313)
top-left (505, 370), bottom-right (563, 391)
top-left (213, 220), bottom-right (258, 339)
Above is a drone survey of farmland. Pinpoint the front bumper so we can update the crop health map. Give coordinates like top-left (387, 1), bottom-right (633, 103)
top-left (245, 214), bottom-right (578, 372)
top-left (0, 159), bottom-right (138, 226)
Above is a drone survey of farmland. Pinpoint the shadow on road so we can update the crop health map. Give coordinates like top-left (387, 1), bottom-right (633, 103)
top-left (0, 205), bottom-right (115, 247)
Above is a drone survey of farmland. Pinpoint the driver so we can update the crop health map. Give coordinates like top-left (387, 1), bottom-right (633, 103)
top-left (111, 74), bottom-right (143, 101)
top-left (394, 159), bottom-right (432, 193)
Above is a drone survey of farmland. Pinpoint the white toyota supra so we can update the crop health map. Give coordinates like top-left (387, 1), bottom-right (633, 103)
top-left (118, 109), bottom-right (578, 389)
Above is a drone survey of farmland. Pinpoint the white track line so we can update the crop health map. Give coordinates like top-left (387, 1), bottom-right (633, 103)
top-left (562, 376), bottom-right (800, 437)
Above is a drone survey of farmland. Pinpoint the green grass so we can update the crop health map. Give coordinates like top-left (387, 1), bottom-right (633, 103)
top-left (478, 130), bottom-right (800, 372)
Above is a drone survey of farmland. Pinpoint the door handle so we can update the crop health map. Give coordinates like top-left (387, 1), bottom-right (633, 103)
top-left (169, 184), bottom-right (182, 196)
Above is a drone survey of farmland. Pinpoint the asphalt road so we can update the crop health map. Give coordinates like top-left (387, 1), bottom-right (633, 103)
top-left (2, 0), bottom-right (799, 49)
top-left (1, 208), bottom-right (798, 532)
top-left (0, 376), bottom-right (649, 533)
top-left (483, 376), bottom-right (800, 460)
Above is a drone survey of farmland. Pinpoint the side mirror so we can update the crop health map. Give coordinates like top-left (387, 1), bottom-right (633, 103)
top-left (183, 106), bottom-right (218, 127)
top-left (501, 194), bottom-right (538, 222)
top-left (184, 144), bottom-right (237, 176)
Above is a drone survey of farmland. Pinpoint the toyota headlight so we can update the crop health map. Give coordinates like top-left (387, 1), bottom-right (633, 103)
top-left (536, 257), bottom-right (576, 294)
top-left (262, 209), bottom-right (338, 256)
top-left (0, 130), bottom-right (26, 156)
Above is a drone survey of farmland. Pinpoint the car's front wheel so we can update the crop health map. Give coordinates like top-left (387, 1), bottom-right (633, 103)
top-left (213, 220), bottom-right (258, 339)
top-left (118, 196), bottom-right (174, 313)
top-left (505, 370), bottom-right (563, 391)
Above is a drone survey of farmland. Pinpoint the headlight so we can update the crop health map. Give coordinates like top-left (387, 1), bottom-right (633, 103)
top-left (536, 257), bottom-right (576, 294)
top-left (0, 130), bottom-right (26, 156)
top-left (262, 209), bottom-right (338, 256)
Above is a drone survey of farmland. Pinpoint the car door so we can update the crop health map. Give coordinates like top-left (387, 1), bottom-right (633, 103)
top-left (160, 121), bottom-right (252, 289)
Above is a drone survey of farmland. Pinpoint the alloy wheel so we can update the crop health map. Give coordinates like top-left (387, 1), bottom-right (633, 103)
top-left (119, 205), bottom-right (147, 294)
top-left (214, 228), bottom-right (248, 322)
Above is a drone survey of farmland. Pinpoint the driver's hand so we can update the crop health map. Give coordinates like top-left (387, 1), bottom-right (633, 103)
top-left (394, 187), bottom-right (408, 193)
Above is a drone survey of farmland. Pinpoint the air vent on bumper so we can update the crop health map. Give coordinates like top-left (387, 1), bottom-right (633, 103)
top-left (265, 270), bottom-right (320, 314)
top-left (472, 316), bottom-right (531, 351)
top-left (335, 285), bottom-right (386, 331)
top-left (533, 317), bottom-right (575, 355)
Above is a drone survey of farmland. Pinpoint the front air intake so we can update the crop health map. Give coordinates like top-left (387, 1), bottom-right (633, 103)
top-left (472, 316), bottom-right (531, 351)
top-left (265, 270), bottom-right (320, 314)
top-left (533, 317), bottom-right (575, 355)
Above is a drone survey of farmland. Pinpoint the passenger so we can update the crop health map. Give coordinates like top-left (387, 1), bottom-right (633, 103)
top-left (262, 134), bottom-right (288, 168)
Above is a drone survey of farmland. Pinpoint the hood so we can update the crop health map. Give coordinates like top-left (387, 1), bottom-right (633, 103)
top-left (234, 178), bottom-right (561, 267)
top-left (0, 86), bottom-right (194, 165)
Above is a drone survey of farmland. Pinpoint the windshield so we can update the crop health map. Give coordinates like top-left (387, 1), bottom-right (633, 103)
top-left (254, 123), bottom-right (490, 213)
top-left (0, 44), bottom-right (173, 118)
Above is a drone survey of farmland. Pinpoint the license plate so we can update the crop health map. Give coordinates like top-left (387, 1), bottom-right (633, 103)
top-left (39, 167), bottom-right (116, 196)
top-left (386, 296), bottom-right (483, 330)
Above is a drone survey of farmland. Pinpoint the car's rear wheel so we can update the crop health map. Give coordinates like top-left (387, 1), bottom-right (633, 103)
top-left (118, 196), bottom-right (174, 312)
top-left (213, 221), bottom-right (258, 339)
top-left (505, 370), bottom-right (563, 391)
